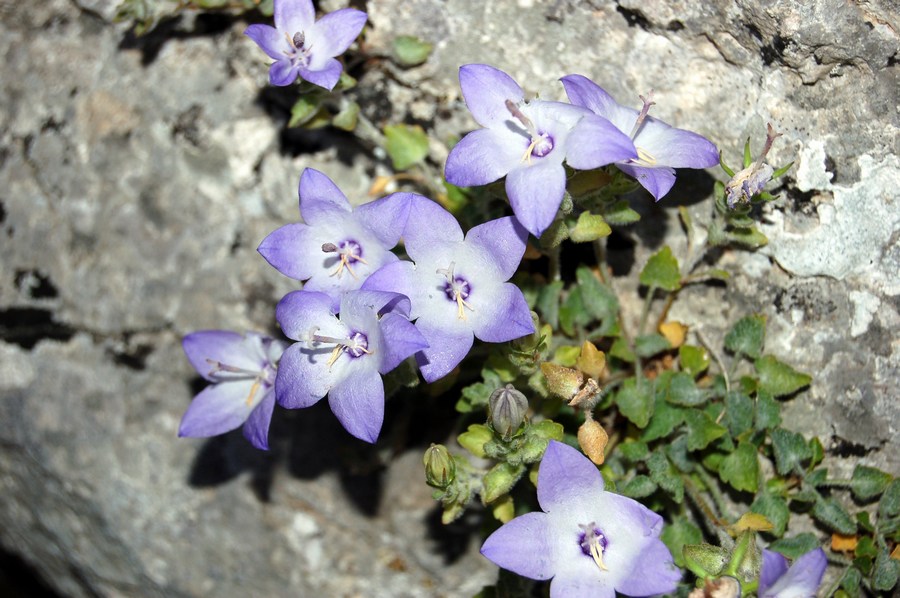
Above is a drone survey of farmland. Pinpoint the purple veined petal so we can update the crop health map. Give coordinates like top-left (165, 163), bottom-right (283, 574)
top-left (762, 548), bottom-right (827, 598)
top-left (470, 282), bottom-right (533, 343)
top-left (244, 24), bottom-right (287, 60)
top-left (308, 8), bottom-right (367, 58)
top-left (414, 321), bottom-right (474, 383)
top-left (183, 331), bottom-right (264, 381)
top-left (275, 290), bottom-right (341, 341)
top-left (616, 162), bottom-right (676, 201)
top-left (328, 367), bottom-right (384, 443)
top-left (298, 168), bottom-right (352, 225)
top-left (402, 196), bottom-right (464, 261)
top-left (464, 216), bottom-right (529, 280)
top-left (275, 343), bottom-right (333, 408)
top-left (635, 119), bottom-right (719, 169)
top-left (564, 114), bottom-right (638, 170)
top-left (444, 128), bottom-right (523, 187)
top-left (459, 64), bottom-right (525, 128)
top-left (298, 58), bottom-right (343, 91)
top-left (613, 533), bottom-right (681, 596)
top-left (178, 380), bottom-right (258, 438)
top-left (505, 159), bottom-right (567, 238)
top-left (274, 0), bottom-right (315, 35)
top-left (269, 59), bottom-right (300, 87)
top-left (481, 512), bottom-right (556, 580)
top-left (537, 441), bottom-right (605, 513)
top-left (352, 192), bottom-right (414, 249)
top-left (257, 223), bottom-right (321, 281)
top-left (378, 312), bottom-right (429, 373)
top-left (560, 74), bottom-right (620, 119)
top-left (759, 549), bottom-right (790, 596)
top-left (242, 389), bottom-right (276, 450)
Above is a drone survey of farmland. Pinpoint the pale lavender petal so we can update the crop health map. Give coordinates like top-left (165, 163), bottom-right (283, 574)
top-left (244, 24), bottom-right (287, 60)
top-left (298, 58), bottom-right (343, 91)
top-left (302, 248), bottom-right (398, 312)
top-left (378, 312), bottom-right (429, 373)
top-left (762, 548), bottom-right (826, 598)
top-left (309, 9), bottom-right (367, 58)
top-left (759, 549), bottom-right (789, 596)
top-left (481, 512), bottom-right (556, 580)
top-left (275, 343), bottom-right (331, 408)
top-left (459, 64), bottom-right (524, 128)
top-left (402, 196), bottom-right (464, 260)
top-left (339, 289), bottom-right (411, 326)
top-left (635, 120), bottom-right (719, 168)
top-left (414, 321), bottom-right (474, 383)
top-left (328, 367), bottom-right (384, 442)
top-left (275, 0), bottom-right (315, 34)
top-left (614, 537), bottom-right (681, 595)
top-left (564, 114), bottom-right (638, 170)
top-left (537, 441), bottom-right (605, 513)
top-left (183, 331), bottom-right (263, 380)
top-left (560, 74), bottom-right (619, 118)
top-left (269, 60), bottom-right (300, 87)
top-left (549, 576), bottom-right (615, 598)
top-left (179, 380), bottom-right (256, 438)
top-left (506, 160), bottom-right (566, 238)
top-left (617, 163), bottom-right (676, 201)
top-left (352, 192), bottom-right (414, 248)
top-left (470, 283), bottom-right (533, 343)
top-left (464, 216), bottom-right (528, 280)
top-left (361, 261), bottom-right (424, 316)
top-left (275, 290), bottom-right (339, 341)
top-left (298, 168), bottom-right (352, 225)
top-left (242, 390), bottom-right (276, 450)
top-left (257, 223), bottom-right (320, 281)
top-left (444, 128), bottom-right (522, 187)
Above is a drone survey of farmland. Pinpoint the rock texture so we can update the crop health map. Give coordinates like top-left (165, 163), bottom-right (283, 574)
top-left (0, 0), bottom-right (897, 596)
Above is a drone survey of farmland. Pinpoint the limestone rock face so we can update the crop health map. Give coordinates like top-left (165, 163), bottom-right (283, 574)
top-left (0, 0), bottom-right (897, 595)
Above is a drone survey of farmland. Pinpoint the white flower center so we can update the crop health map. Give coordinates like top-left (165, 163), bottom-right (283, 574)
top-left (578, 523), bottom-right (610, 572)
top-left (305, 328), bottom-right (372, 368)
top-left (322, 240), bottom-right (368, 279)
top-left (437, 262), bottom-right (474, 320)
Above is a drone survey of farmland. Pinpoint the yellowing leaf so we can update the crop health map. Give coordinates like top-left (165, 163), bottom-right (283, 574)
top-left (576, 341), bottom-right (606, 380)
top-left (831, 533), bottom-right (859, 553)
top-left (659, 321), bottom-right (688, 348)
top-left (731, 512), bottom-right (773, 534)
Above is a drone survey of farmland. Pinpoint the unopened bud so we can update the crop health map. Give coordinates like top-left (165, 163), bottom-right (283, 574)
top-left (423, 444), bottom-right (455, 489)
top-left (577, 420), bottom-right (609, 465)
top-left (488, 384), bottom-right (528, 441)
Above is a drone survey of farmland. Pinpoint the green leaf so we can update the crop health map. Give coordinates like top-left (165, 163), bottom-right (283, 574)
top-left (879, 480), bottom-right (900, 518)
top-left (569, 211), bottom-right (612, 242)
top-left (725, 315), bottom-right (766, 360)
top-left (383, 124), bottom-right (429, 170)
top-left (755, 355), bottom-right (812, 397)
top-left (679, 345), bottom-right (709, 377)
top-left (754, 390), bottom-right (782, 431)
top-left (618, 441), bottom-right (650, 462)
top-left (647, 450), bottom-right (684, 502)
top-left (873, 549), bottom-right (900, 591)
top-left (772, 161), bottom-right (794, 179)
top-left (639, 246), bottom-right (681, 291)
top-left (768, 533), bottom-right (820, 559)
top-left (643, 395), bottom-right (685, 442)
top-left (392, 35), bottom-right (432, 67)
top-left (855, 536), bottom-right (878, 559)
top-left (841, 566), bottom-right (862, 595)
top-left (535, 281), bottom-right (562, 329)
top-left (809, 437), bottom-right (825, 468)
top-left (743, 137), bottom-right (753, 168)
top-left (684, 410), bottom-right (727, 451)
top-left (575, 266), bottom-right (619, 331)
top-left (661, 518), bottom-right (703, 568)
top-left (602, 199), bottom-right (640, 225)
top-left (558, 287), bottom-right (590, 336)
top-left (616, 378), bottom-right (654, 428)
top-left (718, 441), bottom-right (759, 493)
top-left (850, 465), bottom-right (893, 501)
top-left (634, 334), bottom-right (671, 358)
top-left (288, 94), bottom-right (325, 127)
top-left (725, 226), bottom-right (769, 248)
top-left (724, 391), bottom-right (754, 438)
top-left (666, 372), bottom-right (708, 406)
top-left (751, 493), bottom-right (790, 537)
top-left (719, 152), bottom-right (735, 177)
top-left (620, 475), bottom-right (657, 498)
top-left (608, 337), bottom-right (635, 363)
top-left (331, 100), bottom-right (359, 131)
top-left (771, 428), bottom-right (812, 475)
top-left (812, 496), bottom-right (856, 534)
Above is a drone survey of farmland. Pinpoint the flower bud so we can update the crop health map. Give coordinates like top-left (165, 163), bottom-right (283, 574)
top-left (423, 444), bottom-right (456, 489)
top-left (577, 420), bottom-right (609, 465)
top-left (488, 384), bottom-right (528, 441)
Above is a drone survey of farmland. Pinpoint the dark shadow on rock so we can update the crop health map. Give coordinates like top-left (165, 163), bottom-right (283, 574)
top-left (424, 505), bottom-right (483, 566)
top-left (187, 431), bottom-right (275, 500)
top-left (0, 547), bottom-right (61, 598)
top-left (119, 12), bottom-right (240, 66)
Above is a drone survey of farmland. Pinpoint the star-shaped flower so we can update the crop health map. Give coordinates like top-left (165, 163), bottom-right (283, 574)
top-left (445, 64), bottom-right (638, 237)
top-left (244, 0), bottom-right (367, 90)
top-left (758, 548), bottom-right (826, 598)
top-left (275, 289), bottom-right (427, 443)
top-left (258, 168), bottom-right (414, 311)
top-left (179, 330), bottom-right (286, 450)
top-left (481, 440), bottom-right (681, 598)
top-left (362, 196), bottom-right (534, 382)
top-left (561, 74), bottom-right (719, 201)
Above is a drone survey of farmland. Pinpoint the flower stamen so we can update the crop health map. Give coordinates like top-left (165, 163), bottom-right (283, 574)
top-left (323, 241), bottom-right (369, 279)
top-left (307, 328), bottom-right (372, 369)
top-left (437, 263), bottom-right (474, 320)
top-left (629, 91), bottom-right (655, 139)
top-left (579, 523), bottom-right (610, 572)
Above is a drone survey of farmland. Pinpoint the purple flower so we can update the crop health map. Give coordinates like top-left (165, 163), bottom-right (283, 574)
top-left (244, 0), bottom-right (367, 90)
top-left (481, 440), bottom-right (681, 598)
top-left (445, 64), bottom-right (638, 237)
top-left (258, 168), bottom-right (414, 311)
top-left (725, 124), bottom-right (783, 208)
top-left (362, 196), bottom-right (534, 382)
top-left (275, 289), bottom-right (427, 443)
top-left (758, 548), bottom-right (826, 598)
top-left (179, 331), bottom-right (286, 451)
top-left (561, 74), bottom-right (719, 201)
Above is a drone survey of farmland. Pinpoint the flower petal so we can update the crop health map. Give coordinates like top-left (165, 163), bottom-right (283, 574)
top-left (183, 331), bottom-right (264, 381)
top-left (560, 74), bottom-right (620, 118)
top-left (309, 8), bottom-right (367, 58)
top-left (352, 192), bottom-right (414, 249)
top-left (414, 321), bottom-right (474, 383)
top-left (402, 196), bottom-right (464, 260)
top-left (244, 24), bottom-right (287, 60)
top-left (299, 168), bottom-right (352, 225)
top-left (480, 512), bottom-right (556, 580)
top-left (762, 548), bottom-right (826, 598)
top-left (505, 160), bottom-right (566, 238)
top-left (257, 223), bottom-right (320, 281)
top-left (328, 367), bottom-right (384, 443)
top-left (616, 163), bottom-right (676, 201)
top-left (464, 216), bottom-right (528, 280)
top-left (564, 114), bottom-right (638, 170)
top-left (471, 282), bottom-right (533, 342)
top-left (378, 312), bottom-right (429, 373)
top-left (634, 119), bottom-right (719, 169)
top-left (537, 441), bottom-right (605, 513)
top-left (361, 261), bottom-right (424, 314)
top-left (613, 532), bottom-right (681, 596)
top-left (759, 549), bottom-right (790, 596)
top-left (339, 289), bottom-right (411, 326)
top-left (274, 343), bottom-right (331, 409)
top-left (275, 290), bottom-right (339, 341)
top-left (269, 59), bottom-right (300, 87)
top-left (459, 64), bottom-right (524, 128)
top-left (242, 389), bottom-right (276, 450)
top-left (549, 575), bottom-right (615, 598)
top-left (444, 128), bottom-right (521, 187)
top-left (178, 380), bottom-right (257, 438)
top-left (298, 58), bottom-right (343, 91)
top-left (274, 0), bottom-right (315, 34)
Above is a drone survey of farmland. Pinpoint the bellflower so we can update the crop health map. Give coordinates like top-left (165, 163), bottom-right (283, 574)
top-left (258, 168), bottom-right (414, 311)
top-left (362, 196), bottom-right (534, 382)
top-left (275, 289), bottom-right (427, 443)
top-left (445, 64), bottom-right (638, 237)
top-left (244, 0), bottom-right (367, 90)
top-left (758, 548), bottom-right (826, 598)
top-left (481, 440), bottom-right (681, 598)
top-left (179, 330), bottom-right (286, 451)
top-left (561, 74), bottom-right (719, 201)
top-left (725, 123), bottom-right (783, 208)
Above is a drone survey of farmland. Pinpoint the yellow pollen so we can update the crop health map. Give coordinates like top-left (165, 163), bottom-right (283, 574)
top-left (521, 137), bottom-right (541, 164)
top-left (455, 292), bottom-right (474, 320)
top-left (589, 537), bottom-right (609, 571)
top-left (330, 253), bottom-right (369, 279)
top-left (245, 379), bottom-right (261, 407)
top-left (636, 147), bottom-right (657, 166)
top-left (326, 345), bottom-right (344, 368)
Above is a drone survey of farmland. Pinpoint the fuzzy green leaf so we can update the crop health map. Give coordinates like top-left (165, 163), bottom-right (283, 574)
top-left (392, 35), bottom-right (433, 67)
top-left (768, 533), bottom-right (820, 559)
top-left (679, 345), bottom-right (710, 377)
top-left (751, 493), bottom-right (789, 537)
top-left (755, 355), bottom-right (812, 397)
top-left (771, 428), bottom-right (812, 475)
top-left (719, 441), bottom-right (759, 493)
top-left (575, 266), bottom-right (619, 330)
top-left (648, 450), bottom-right (684, 503)
top-left (812, 496), bottom-right (856, 534)
top-left (667, 372), bottom-right (708, 406)
top-left (726, 226), bottom-right (769, 248)
top-left (850, 465), bottom-right (893, 501)
top-left (289, 94), bottom-right (325, 127)
top-left (618, 441), bottom-right (650, 462)
top-left (620, 475), bottom-right (657, 499)
top-left (661, 518), bottom-right (703, 568)
top-left (639, 246), bottom-right (681, 291)
top-left (725, 391), bottom-right (754, 438)
top-left (879, 480), bottom-right (900, 518)
top-left (602, 199), bottom-right (641, 225)
top-left (684, 410), bottom-right (727, 451)
top-left (384, 124), bottom-right (429, 170)
top-left (754, 390), bottom-right (782, 431)
top-left (634, 334), bottom-right (672, 358)
top-left (873, 549), bottom-right (900, 591)
top-left (569, 211), bottom-right (612, 242)
top-left (616, 378), bottom-right (654, 428)
top-left (535, 280), bottom-right (564, 330)
top-left (725, 315), bottom-right (766, 360)
top-left (643, 395), bottom-right (685, 442)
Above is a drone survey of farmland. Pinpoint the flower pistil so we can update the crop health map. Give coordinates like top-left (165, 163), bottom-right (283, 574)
top-left (322, 241), bottom-right (368, 279)
top-left (579, 523), bottom-right (610, 572)
top-left (437, 262), bottom-right (474, 320)
top-left (305, 327), bottom-right (372, 368)
top-left (505, 99), bottom-right (554, 163)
